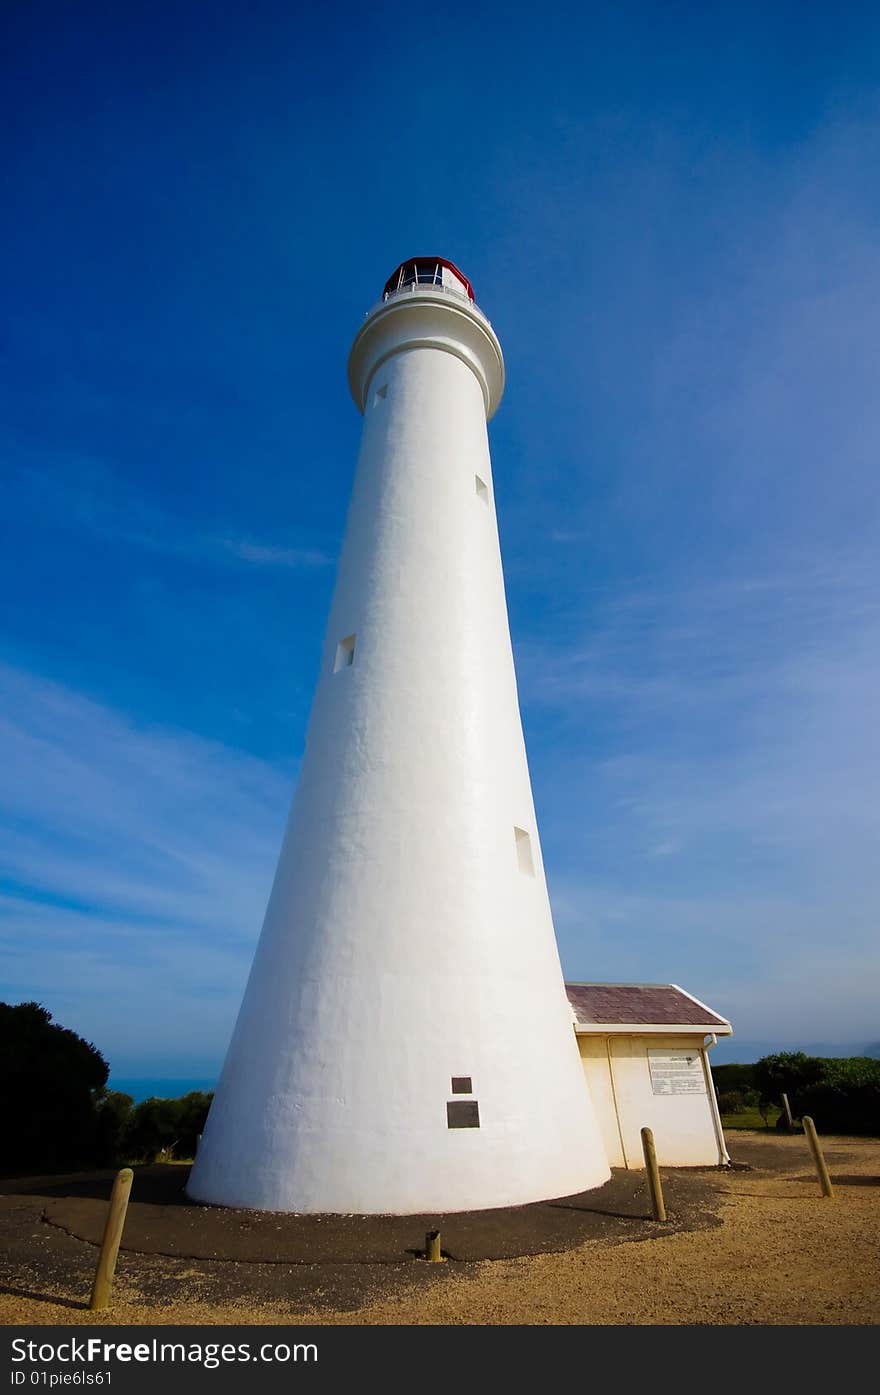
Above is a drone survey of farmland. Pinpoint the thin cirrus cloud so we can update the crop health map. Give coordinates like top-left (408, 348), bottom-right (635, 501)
top-left (0, 661), bottom-right (290, 1070)
top-left (218, 538), bottom-right (331, 569)
top-left (9, 457), bottom-right (334, 571)
top-left (518, 548), bottom-right (880, 1049)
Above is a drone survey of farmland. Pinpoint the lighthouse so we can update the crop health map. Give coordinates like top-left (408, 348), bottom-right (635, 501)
top-left (188, 258), bottom-right (610, 1214)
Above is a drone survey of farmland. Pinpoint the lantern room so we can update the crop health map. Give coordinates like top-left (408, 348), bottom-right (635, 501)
top-left (349, 254), bottom-right (504, 419)
top-left (382, 257), bottom-right (475, 301)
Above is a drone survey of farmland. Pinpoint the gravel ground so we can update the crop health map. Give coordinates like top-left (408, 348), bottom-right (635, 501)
top-left (1, 1132), bottom-right (877, 1326)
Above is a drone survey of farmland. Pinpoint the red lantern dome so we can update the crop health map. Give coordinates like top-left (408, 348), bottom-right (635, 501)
top-left (382, 257), bottom-right (475, 301)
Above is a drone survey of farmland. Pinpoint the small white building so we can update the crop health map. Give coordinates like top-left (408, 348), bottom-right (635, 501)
top-left (566, 983), bottom-right (732, 1169)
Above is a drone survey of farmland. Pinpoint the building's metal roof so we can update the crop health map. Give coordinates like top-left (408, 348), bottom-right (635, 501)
top-left (565, 982), bottom-right (731, 1034)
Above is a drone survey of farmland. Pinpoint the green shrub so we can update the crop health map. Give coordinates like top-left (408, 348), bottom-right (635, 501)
top-left (124, 1091), bottom-right (213, 1162)
top-left (174, 1091), bottom-right (213, 1157)
top-left (712, 1063), bottom-right (757, 1094)
top-left (753, 1052), bottom-right (824, 1106)
top-left (0, 1000), bottom-right (214, 1172)
top-left (717, 1087), bottom-right (761, 1115)
top-left (94, 1089), bottom-right (134, 1165)
top-left (752, 1052), bottom-right (880, 1136)
top-left (0, 1001), bottom-right (112, 1173)
top-left (795, 1058), bottom-right (880, 1135)
top-left (717, 1090), bottom-right (746, 1114)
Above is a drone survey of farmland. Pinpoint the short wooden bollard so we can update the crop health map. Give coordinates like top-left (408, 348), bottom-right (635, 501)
top-left (802, 1116), bottom-right (834, 1198)
top-left (425, 1229), bottom-right (442, 1262)
top-left (89, 1167), bottom-right (134, 1310)
top-left (640, 1127), bottom-right (667, 1221)
top-left (781, 1093), bottom-right (794, 1130)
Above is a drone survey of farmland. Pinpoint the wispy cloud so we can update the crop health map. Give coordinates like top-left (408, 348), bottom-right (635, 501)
top-left (524, 548), bottom-right (880, 1043)
top-left (550, 879), bottom-right (880, 1044)
top-left (218, 538), bottom-right (331, 568)
top-left (521, 552), bottom-right (879, 716)
top-left (0, 662), bottom-right (291, 1070)
top-left (8, 456), bottom-right (333, 570)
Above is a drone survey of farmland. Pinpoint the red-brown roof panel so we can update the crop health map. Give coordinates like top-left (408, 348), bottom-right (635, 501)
top-left (565, 982), bottom-right (729, 1028)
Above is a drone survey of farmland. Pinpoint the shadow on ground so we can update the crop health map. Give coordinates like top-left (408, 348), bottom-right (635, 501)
top-left (3, 1163), bottom-right (721, 1266)
top-left (6, 1132), bottom-right (861, 1315)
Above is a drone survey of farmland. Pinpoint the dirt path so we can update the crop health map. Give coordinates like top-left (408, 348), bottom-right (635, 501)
top-left (1, 1132), bottom-right (878, 1326)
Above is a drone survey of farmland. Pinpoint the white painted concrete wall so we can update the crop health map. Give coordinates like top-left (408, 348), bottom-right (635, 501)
top-left (189, 283), bottom-right (610, 1214)
top-left (577, 1037), bottom-right (627, 1168)
top-left (577, 1035), bottom-right (728, 1168)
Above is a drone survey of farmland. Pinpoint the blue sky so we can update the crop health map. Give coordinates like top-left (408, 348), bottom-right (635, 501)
top-left (2, 1), bottom-right (878, 1072)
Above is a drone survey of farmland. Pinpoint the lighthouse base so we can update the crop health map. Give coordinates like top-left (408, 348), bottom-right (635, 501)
top-left (188, 1076), bottom-right (610, 1216)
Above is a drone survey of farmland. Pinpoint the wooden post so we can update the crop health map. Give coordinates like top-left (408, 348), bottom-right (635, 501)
top-left (781, 1093), bottom-right (794, 1130)
top-left (640, 1127), bottom-right (666, 1221)
top-left (425, 1229), bottom-right (442, 1262)
top-left (89, 1168), bottom-right (134, 1310)
top-left (802, 1117), bottom-right (834, 1198)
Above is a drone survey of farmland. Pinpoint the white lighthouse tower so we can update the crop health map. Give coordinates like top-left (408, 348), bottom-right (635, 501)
top-left (188, 258), bottom-right (610, 1214)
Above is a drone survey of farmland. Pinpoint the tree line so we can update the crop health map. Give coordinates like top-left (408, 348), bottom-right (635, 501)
top-left (714, 1051), bottom-right (880, 1133)
top-left (3, 1001), bottom-right (878, 1176)
top-left (0, 1002), bottom-right (212, 1175)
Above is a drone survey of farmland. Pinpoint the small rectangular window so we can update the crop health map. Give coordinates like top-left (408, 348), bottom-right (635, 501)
top-left (334, 634), bottom-right (356, 671)
top-left (451, 1076), bottom-right (472, 1094)
top-left (514, 826), bottom-right (535, 876)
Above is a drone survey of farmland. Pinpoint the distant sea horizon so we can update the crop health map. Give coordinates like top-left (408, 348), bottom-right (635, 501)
top-left (109, 1077), bottom-right (217, 1102)
top-left (107, 1039), bottom-right (879, 1101)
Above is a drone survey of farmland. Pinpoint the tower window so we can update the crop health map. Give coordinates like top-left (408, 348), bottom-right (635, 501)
top-left (514, 826), bottom-right (535, 876)
top-left (397, 260), bottom-right (443, 290)
top-left (475, 475), bottom-right (488, 503)
top-left (334, 635), bottom-right (356, 672)
top-left (451, 1076), bottom-right (473, 1094)
top-left (373, 384), bottom-right (388, 405)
